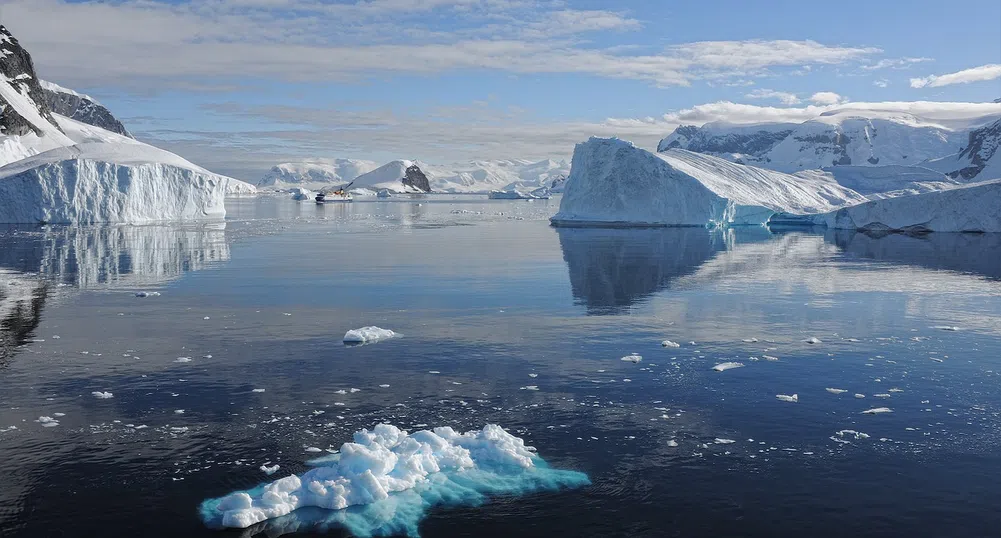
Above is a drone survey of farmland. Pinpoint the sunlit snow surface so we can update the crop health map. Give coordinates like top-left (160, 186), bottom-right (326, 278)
top-left (199, 424), bottom-right (589, 536)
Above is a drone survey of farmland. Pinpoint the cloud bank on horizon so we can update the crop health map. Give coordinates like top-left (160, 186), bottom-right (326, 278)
top-left (3, 0), bottom-right (999, 180)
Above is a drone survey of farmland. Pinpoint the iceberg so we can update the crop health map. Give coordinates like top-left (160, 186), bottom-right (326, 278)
top-left (199, 424), bottom-right (589, 536)
top-left (343, 326), bottom-right (398, 345)
top-left (551, 138), bottom-right (865, 228)
top-left (813, 179), bottom-right (1001, 232)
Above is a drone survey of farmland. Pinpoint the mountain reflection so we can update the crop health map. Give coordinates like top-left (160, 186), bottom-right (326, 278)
top-left (556, 227), bottom-right (771, 314)
top-left (826, 229), bottom-right (1001, 281)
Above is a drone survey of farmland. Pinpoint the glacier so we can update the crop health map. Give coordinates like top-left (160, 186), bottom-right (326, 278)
top-left (551, 137), bottom-right (865, 227)
top-left (199, 424), bottom-right (589, 537)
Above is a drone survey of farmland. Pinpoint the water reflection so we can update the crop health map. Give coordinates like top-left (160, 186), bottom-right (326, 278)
top-left (0, 272), bottom-right (47, 366)
top-left (556, 227), bottom-right (772, 314)
top-left (0, 223), bottom-right (229, 289)
top-left (827, 229), bottom-right (1001, 280)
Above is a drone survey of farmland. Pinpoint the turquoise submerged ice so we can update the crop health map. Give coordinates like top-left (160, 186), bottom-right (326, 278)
top-left (199, 424), bottom-right (590, 537)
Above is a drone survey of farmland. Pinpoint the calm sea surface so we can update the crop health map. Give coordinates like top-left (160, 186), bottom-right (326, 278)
top-left (2, 195), bottom-right (1001, 537)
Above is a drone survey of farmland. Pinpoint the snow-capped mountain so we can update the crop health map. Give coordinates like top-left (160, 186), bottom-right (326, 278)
top-left (0, 24), bottom-right (253, 223)
top-left (922, 118), bottom-right (1001, 181)
top-left (658, 104), bottom-right (1001, 174)
top-left (350, 160), bottom-right (431, 193)
top-left (40, 80), bottom-right (133, 138)
top-left (257, 158), bottom-right (379, 190)
top-left (425, 159), bottom-right (570, 193)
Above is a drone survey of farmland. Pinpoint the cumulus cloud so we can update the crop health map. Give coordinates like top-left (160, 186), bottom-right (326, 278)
top-left (808, 91), bottom-right (847, 105)
top-left (861, 57), bottom-right (932, 70)
top-left (910, 64), bottom-right (1001, 88)
top-left (745, 89), bottom-right (801, 105)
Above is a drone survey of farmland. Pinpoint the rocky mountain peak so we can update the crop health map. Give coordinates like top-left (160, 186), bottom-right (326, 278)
top-left (0, 25), bottom-right (64, 137)
top-left (403, 164), bottom-right (431, 192)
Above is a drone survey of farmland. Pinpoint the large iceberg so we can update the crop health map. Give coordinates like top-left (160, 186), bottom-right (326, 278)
top-left (551, 138), bottom-right (865, 227)
top-left (200, 424), bottom-right (589, 536)
top-left (813, 178), bottom-right (1001, 233)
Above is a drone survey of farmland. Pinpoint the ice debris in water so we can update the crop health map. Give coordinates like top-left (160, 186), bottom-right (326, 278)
top-left (135, 291), bottom-right (161, 298)
top-left (661, 340), bottom-right (680, 348)
top-left (620, 354), bottom-right (642, 363)
top-left (175, 357), bottom-right (193, 363)
top-left (776, 394), bottom-right (799, 403)
top-left (343, 327), bottom-right (398, 345)
top-left (713, 362), bottom-right (744, 372)
top-left (36, 416), bottom-right (59, 427)
top-left (260, 464), bottom-right (280, 475)
top-left (804, 337), bottom-right (822, 344)
top-left (199, 424), bottom-right (590, 535)
top-left (862, 407), bottom-right (893, 414)
top-left (854, 394), bottom-right (866, 399)
top-left (826, 388), bottom-right (848, 394)
top-left (835, 430), bottom-right (870, 440)
top-left (932, 325), bottom-right (960, 331)
top-left (762, 355), bottom-right (779, 361)
top-left (742, 338), bottom-right (759, 343)
top-left (92, 391), bottom-right (114, 399)
top-left (252, 389), bottom-right (266, 393)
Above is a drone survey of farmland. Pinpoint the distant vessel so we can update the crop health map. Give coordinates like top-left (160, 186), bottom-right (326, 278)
top-left (316, 181), bottom-right (354, 204)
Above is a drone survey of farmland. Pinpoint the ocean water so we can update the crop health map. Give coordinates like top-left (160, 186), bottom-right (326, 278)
top-left (2, 195), bottom-right (1001, 537)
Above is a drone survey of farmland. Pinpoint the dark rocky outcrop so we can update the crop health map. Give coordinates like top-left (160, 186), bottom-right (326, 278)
top-left (947, 118), bottom-right (1000, 180)
top-left (41, 82), bottom-right (132, 138)
top-left (402, 164), bottom-right (431, 192)
top-left (0, 25), bottom-right (63, 136)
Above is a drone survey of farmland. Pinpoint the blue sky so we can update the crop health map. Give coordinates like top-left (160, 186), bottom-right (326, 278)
top-left (5, 0), bottom-right (1001, 179)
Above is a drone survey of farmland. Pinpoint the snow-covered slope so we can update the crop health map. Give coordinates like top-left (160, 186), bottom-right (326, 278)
top-left (659, 103), bottom-right (1001, 174)
top-left (0, 24), bottom-right (254, 222)
top-left (551, 138), bottom-right (866, 227)
top-left (39, 80), bottom-right (133, 138)
top-left (425, 159), bottom-right (570, 193)
top-left (922, 118), bottom-right (1001, 181)
top-left (350, 160), bottom-right (431, 193)
top-left (814, 179), bottom-right (1001, 232)
top-left (257, 159), bottom-right (379, 190)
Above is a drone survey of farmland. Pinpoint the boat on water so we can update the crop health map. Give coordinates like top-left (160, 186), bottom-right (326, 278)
top-left (316, 181), bottom-right (355, 204)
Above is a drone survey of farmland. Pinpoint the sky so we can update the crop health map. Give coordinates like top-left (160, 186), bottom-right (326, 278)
top-left (3, 0), bottom-right (1001, 180)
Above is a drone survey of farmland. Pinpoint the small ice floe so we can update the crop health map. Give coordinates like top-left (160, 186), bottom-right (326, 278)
top-left (742, 338), bottom-right (759, 343)
top-left (36, 416), bottom-right (59, 427)
top-left (835, 429), bottom-right (870, 440)
top-left (776, 394), bottom-right (799, 403)
top-left (135, 291), bottom-right (161, 298)
top-left (304, 447), bottom-right (322, 453)
top-left (252, 388), bottom-right (266, 393)
top-left (714, 438), bottom-right (736, 444)
top-left (174, 409), bottom-right (185, 414)
top-left (713, 362), bottom-right (744, 372)
top-left (92, 391), bottom-right (114, 399)
top-left (874, 393), bottom-right (891, 398)
top-left (528, 373), bottom-right (538, 378)
top-left (862, 407), bottom-right (892, 414)
top-left (260, 464), bottom-right (280, 475)
top-left (428, 371), bottom-right (440, 374)
top-left (343, 326), bottom-right (398, 345)
top-left (520, 385), bottom-right (540, 391)
top-left (854, 394), bottom-right (865, 399)
top-left (378, 384), bottom-right (390, 388)
top-left (932, 325), bottom-right (960, 331)
top-left (667, 439), bottom-right (679, 447)
top-left (804, 337), bottom-right (822, 344)
top-left (661, 340), bottom-right (680, 348)
top-left (175, 357), bottom-right (192, 363)
top-left (0, 425), bottom-right (17, 433)
top-left (826, 388), bottom-right (848, 394)
top-left (688, 341), bottom-right (696, 345)
top-left (762, 355), bottom-right (779, 361)
top-left (888, 388), bottom-right (904, 393)
top-left (930, 357), bottom-right (944, 363)
top-left (203, 316), bottom-right (210, 320)
top-left (620, 354), bottom-right (643, 363)
top-left (53, 413), bottom-right (65, 417)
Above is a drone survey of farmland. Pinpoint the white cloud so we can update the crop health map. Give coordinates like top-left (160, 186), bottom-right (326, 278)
top-left (873, 79), bottom-right (889, 88)
top-left (910, 64), bottom-right (1001, 88)
top-left (2, 0), bottom-right (879, 90)
top-left (745, 89), bottom-right (801, 105)
top-left (861, 57), bottom-right (932, 70)
top-left (808, 91), bottom-right (847, 105)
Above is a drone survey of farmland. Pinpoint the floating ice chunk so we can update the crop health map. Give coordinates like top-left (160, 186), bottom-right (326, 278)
top-left (874, 394), bottom-right (891, 398)
top-left (135, 291), bottom-right (161, 298)
top-left (53, 413), bottom-right (66, 417)
top-left (200, 424), bottom-right (589, 532)
top-left (862, 407), bottom-right (893, 414)
top-left (854, 394), bottom-right (865, 399)
top-left (528, 373), bottom-right (538, 378)
top-left (36, 416), bottom-right (59, 427)
top-left (826, 388), bottom-right (848, 394)
top-left (714, 438), bottom-right (735, 444)
top-left (252, 389), bottom-right (266, 393)
top-left (666, 440), bottom-right (679, 447)
top-left (260, 464), bottom-right (280, 475)
top-left (620, 354), bottom-right (642, 363)
top-left (762, 355), bottom-right (779, 361)
top-left (835, 430), bottom-right (870, 440)
top-left (776, 394), bottom-right (799, 403)
top-left (805, 337), bottom-right (822, 344)
top-left (713, 362), bottom-right (744, 372)
top-left (520, 385), bottom-right (540, 391)
top-left (888, 388), bottom-right (904, 393)
top-left (92, 391), bottom-right (114, 399)
top-left (175, 357), bottom-right (192, 363)
top-left (932, 325), bottom-right (960, 331)
top-left (661, 340), bottom-right (680, 348)
top-left (304, 447), bottom-right (322, 453)
top-left (742, 338), bottom-right (759, 343)
top-left (174, 409), bottom-right (185, 414)
top-left (343, 327), bottom-right (398, 345)
top-left (378, 384), bottom-right (390, 388)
